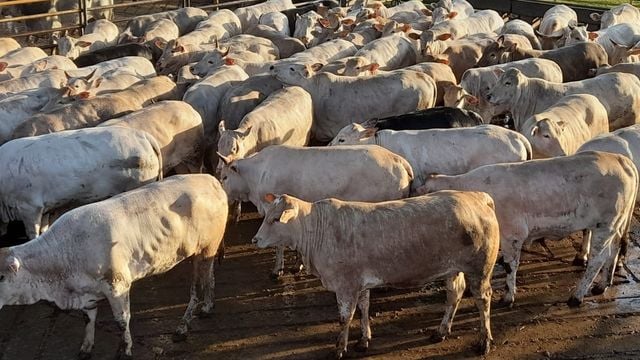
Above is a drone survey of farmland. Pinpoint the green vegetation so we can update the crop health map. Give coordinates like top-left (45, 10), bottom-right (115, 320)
top-left (539, 0), bottom-right (640, 9)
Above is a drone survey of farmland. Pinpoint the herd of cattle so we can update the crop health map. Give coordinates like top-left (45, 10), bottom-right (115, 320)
top-left (2, 0), bottom-right (640, 358)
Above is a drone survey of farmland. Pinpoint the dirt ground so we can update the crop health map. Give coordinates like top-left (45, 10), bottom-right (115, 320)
top-left (2, 211), bottom-right (640, 360)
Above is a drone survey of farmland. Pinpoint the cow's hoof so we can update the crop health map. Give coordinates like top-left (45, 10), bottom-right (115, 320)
top-left (429, 333), bottom-right (446, 343)
top-left (354, 338), bottom-right (369, 352)
top-left (270, 270), bottom-right (284, 281)
top-left (572, 257), bottom-right (587, 267)
top-left (497, 298), bottom-right (514, 309)
top-left (567, 296), bottom-right (582, 308)
top-left (78, 351), bottom-right (92, 360)
top-left (172, 331), bottom-right (188, 343)
top-left (591, 284), bottom-right (608, 296)
top-left (477, 338), bottom-right (492, 356)
top-left (116, 352), bottom-right (132, 360)
top-left (334, 349), bottom-right (346, 359)
top-left (290, 263), bottom-right (305, 274)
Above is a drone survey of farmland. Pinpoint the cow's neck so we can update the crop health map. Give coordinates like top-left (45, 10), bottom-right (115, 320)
top-left (292, 202), bottom-right (327, 276)
top-left (10, 238), bottom-right (81, 309)
top-left (511, 78), bottom-right (564, 130)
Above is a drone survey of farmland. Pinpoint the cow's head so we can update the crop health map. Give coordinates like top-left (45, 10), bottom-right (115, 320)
top-left (252, 194), bottom-right (304, 249)
top-left (270, 62), bottom-right (322, 84)
top-left (476, 36), bottom-right (515, 67)
top-left (342, 56), bottom-right (379, 76)
top-left (191, 46), bottom-right (230, 77)
top-left (328, 123), bottom-right (377, 146)
top-left (0, 250), bottom-right (27, 310)
top-left (216, 121), bottom-right (251, 172)
top-left (527, 117), bottom-right (567, 158)
top-left (218, 157), bottom-right (250, 202)
top-left (486, 68), bottom-right (524, 105)
top-left (63, 69), bottom-right (102, 100)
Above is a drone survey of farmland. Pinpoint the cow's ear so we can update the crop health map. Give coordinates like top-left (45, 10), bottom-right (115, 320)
top-left (362, 127), bottom-right (377, 138)
top-left (590, 12), bottom-right (602, 21)
top-left (447, 11), bottom-right (458, 19)
top-left (154, 39), bottom-right (166, 49)
top-left (436, 33), bottom-right (452, 41)
top-left (588, 32), bottom-right (599, 40)
top-left (310, 63), bottom-right (324, 72)
top-left (279, 206), bottom-right (298, 224)
top-left (77, 91), bottom-right (91, 99)
top-left (224, 57), bottom-right (235, 65)
top-left (493, 68), bottom-right (505, 77)
top-left (341, 18), bottom-right (354, 26)
top-left (76, 40), bottom-right (92, 48)
top-left (465, 94), bottom-right (479, 105)
top-left (530, 125), bottom-right (539, 137)
top-left (217, 151), bottom-right (232, 165)
top-left (627, 47), bottom-right (640, 56)
top-left (264, 193), bottom-right (276, 203)
top-left (421, 8), bottom-right (432, 16)
top-left (8, 256), bottom-right (20, 273)
top-left (93, 77), bottom-right (103, 88)
top-left (435, 57), bottom-right (449, 65)
top-left (407, 32), bottom-right (421, 40)
top-left (367, 63), bottom-right (379, 74)
top-left (0, 62), bottom-right (7, 72)
top-left (373, 23), bottom-right (384, 32)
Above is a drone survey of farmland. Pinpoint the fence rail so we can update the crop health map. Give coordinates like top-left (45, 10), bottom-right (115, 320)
top-left (0, 0), bottom-right (618, 48)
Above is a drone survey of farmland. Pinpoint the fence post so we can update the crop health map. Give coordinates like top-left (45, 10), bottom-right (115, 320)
top-left (78, 0), bottom-right (87, 34)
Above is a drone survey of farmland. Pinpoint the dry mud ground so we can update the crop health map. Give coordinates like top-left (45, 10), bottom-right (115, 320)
top-left (3, 212), bottom-right (640, 360)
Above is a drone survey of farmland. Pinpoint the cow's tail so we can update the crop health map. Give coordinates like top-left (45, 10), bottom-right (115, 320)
top-left (146, 133), bottom-right (164, 181)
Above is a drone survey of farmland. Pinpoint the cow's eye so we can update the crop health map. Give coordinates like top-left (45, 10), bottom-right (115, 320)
top-left (505, 81), bottom-right (511, 86)
top-left (74, 84), bottom-right (79, 88)
top-left (273, 218), bottom-right (281, 223)
top-left (338, 139), bottom-right (345, 143)
top-left (289, 67), bottom-right (294, 71)
top-left (222, 176), bottom-right (227, 181)
top-left (0, 275), bottom-right (5, 282)
top-left (543, 134), bottom-right (550, 138)
top-left (490, 53), bottom-right (496, 58)
top-left (208, 60), bottom-right (213, 64)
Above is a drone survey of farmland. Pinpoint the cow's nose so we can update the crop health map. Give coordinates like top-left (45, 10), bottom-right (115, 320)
top-left (251, 236), bottom-right (260, 244)
top-left (189, 66), bottom-right (195, 74)
top-left (269, 65), bottom-right (275, 71)
top-left (485, 94), bottom-right (492, 101)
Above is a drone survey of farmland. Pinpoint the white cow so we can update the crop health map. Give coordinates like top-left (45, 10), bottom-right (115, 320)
top-left (417, 151), bottom-right (638, 307)
top-left (54, 19), bottom-right (119, 59)
top-left (220, 144), bottom-right (413, 276)
top-left (520, 94), bottom-right (609, 158)
top-left (486, 69), bottom-right (640, 131)
top-left (99, 101), bottom-right (204, 174)
top-left (259, 11), bottom-right (290, 36)
top-left (328, 124), bottom-right (531, 190)
top-left (234, 0), bottom-right (295, 30)
top-left (0, 126), bottom-right (163, 238)
top-left (252, 191), bottom-right (499, 357)
top-left (591, 4), bottom-right (640, 29)
top-left (445, 58), bottom-right (564, 122)
top-left (217, 86), bottom-right (313, 171)
top-left (0, 55), bottom-right (77, 81)
top-left (0, 174), bottom-right (228, 358)
top-left (271, 63), bottom-right (436, 141)
top-left (536, 5), bottom-right (577, 49)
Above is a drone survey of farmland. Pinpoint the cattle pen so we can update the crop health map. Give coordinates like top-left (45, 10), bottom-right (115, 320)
top-left (3, 0), bottom-right (640, 360)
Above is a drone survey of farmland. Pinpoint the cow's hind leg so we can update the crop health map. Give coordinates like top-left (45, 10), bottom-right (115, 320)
top-left (354, 289), bottom-right (371, 352)
top-left (335, 291), bottom-right (358, 359)
top-left (436, 272), bottom-right (465, 341)
top-left (569, 229), bottom-right (616, 307)
top-left (467, 272), bottom-right (494, 355)
top-left (200, 256), bottom-right (216, 316)
top-left (592, 235), bottom-right (622, 296)
top-left (174, 257), bottom-right (201, 342)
